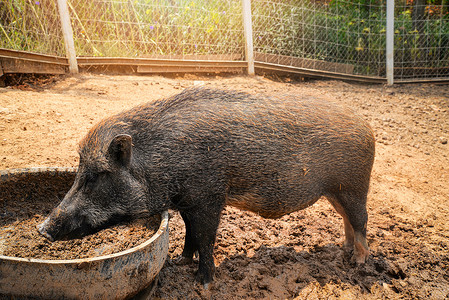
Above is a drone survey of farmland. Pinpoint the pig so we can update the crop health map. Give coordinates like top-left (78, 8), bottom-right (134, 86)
top-left (38, 87), bottom-right (375, 285)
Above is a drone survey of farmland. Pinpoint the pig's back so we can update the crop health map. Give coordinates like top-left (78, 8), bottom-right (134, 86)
top-left (124, 88), bottom-right (374, 217)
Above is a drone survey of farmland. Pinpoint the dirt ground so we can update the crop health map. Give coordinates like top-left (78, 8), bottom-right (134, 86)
top-left (0, 73), bottom-right (448, 299)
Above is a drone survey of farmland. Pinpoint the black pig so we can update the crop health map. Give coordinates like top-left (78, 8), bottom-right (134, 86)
top-left (38, 87), bottom-right (375, 285)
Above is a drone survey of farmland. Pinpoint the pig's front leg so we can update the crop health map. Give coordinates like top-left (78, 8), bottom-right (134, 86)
top-left (177, 211), bottom-right (198, 265)
top-left (181, 198), bottom-right (224, 287)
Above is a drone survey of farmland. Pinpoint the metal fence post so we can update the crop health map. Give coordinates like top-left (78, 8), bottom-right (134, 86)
top-left (386, 0), bottom-right (394, 85)
top-left (242, 0), bottom-right (255, 75)
top-left (57, 0), bottom-right (78, 74)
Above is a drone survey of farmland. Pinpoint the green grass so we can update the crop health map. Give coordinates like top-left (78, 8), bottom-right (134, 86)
top-left (0, 0), bottom-right (65, 55)
top-left (66, 0), bottom-right (244, 57)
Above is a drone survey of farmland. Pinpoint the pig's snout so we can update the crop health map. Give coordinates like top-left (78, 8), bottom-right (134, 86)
top-left (37, 219), bottom-right (55, 242)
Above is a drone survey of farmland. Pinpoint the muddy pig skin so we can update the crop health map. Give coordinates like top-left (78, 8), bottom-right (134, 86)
top-left (37, 87), bottom-right (375, 285)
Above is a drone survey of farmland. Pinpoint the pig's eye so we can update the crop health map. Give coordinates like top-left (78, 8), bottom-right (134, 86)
top-left (87, 173), bottom-right (98, 183)
top-left (84, 173), bottom-right (99, 191)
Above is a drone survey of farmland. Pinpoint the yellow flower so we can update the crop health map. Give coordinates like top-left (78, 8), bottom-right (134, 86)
top-left (356, 38), bottom-right (364, 51)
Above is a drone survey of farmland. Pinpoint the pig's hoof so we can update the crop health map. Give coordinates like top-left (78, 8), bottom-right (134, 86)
top-left (174, 256), bottom-right (194, 265)
top-left (194, 277), bottom-right (212, 290)
top-left (355, 254), bottom-right (368, 264)
top-left (195, 271), bottom-right (214, 287)
top-left (352, 250), bottom-right (369, 265)
top-left (354, 244), bottom-right (370, 264)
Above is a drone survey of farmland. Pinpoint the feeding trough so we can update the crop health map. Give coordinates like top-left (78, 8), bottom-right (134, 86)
top-left (0, 167), bottom-right (169, 299)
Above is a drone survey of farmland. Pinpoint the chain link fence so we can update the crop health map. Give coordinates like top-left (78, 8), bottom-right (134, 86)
top-left (252, 0), bottom-right (387, 77)
top-left (253, 0), bottom-right (449, 81)
top-left (0, 0), bottom-right (64, 56)
top-left (394, 0), bottom-right (449, 80)
top-left (68, 0), bottom-right (244, 59)
top-left (1, 0), bottom-right (448, 82)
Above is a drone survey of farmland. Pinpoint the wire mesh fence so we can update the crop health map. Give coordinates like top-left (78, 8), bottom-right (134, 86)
top-left (394, 0), bottom-right (449, 80)
top-left (0, 0), bottom-right (65, 56)
top-left (68, 0), bottom-right (245, 60)
top-left (252, 0), bottom-right (387, 77)
top-left (0, 0), bottom-right (448, 82)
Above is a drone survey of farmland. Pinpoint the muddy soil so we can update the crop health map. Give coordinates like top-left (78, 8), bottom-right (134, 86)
top-left (0, 74), bottom-right (448, 299)
top-left (0, 171), bottom-right (159, 260)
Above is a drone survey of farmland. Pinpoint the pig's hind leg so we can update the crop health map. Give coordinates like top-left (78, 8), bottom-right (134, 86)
top-left (327, 192), bottom-right (370, 264)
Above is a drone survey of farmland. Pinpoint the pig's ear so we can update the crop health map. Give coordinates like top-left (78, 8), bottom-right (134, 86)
top-left (108, 134), bottom-right (132, 168)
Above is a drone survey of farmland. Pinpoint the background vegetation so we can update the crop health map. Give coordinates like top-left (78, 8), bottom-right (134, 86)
top-left (0, 0), bottom-right (448, 77)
